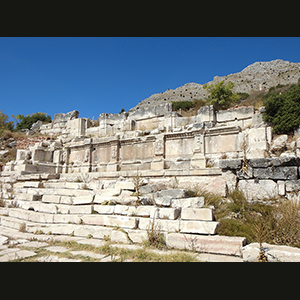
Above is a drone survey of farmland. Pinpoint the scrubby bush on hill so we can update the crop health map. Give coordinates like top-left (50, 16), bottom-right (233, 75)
top-left (263, 82), bottom-right (300, 134)
top-left (14, 112), bottom-right (51, 131)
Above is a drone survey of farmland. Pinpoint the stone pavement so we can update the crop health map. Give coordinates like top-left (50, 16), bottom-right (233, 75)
top-left (0, 226), bottom-right (244, 262)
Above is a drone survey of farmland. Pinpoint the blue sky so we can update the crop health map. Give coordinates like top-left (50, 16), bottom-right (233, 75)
top-left (1, 37), bottom-right (300, 122)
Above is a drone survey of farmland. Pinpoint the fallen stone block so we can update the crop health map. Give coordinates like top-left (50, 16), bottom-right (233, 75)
top-left (166, 233), bottom-right (246, 256)
top-left (180, 220), bottom-right (219, 235)
top-left (242, 242), bottom-right (300, 262)
top-left (181, 208), bottom-right (214, 221)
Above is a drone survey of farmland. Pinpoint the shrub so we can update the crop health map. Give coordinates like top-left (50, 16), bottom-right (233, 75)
top-left (263, 83), bottom-right (300, 134)
top-left (14, 112), bottom-right (51, 131)
top-left (0, 110), bottom-right (14, 134)
top-left (172, 100), bottom-right (195, 111)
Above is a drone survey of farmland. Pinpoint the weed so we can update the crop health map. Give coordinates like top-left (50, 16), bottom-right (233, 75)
top-left (146, 218), bottom-right (166, 249)
top-left (132, 170), bottom-right (143, 206)
top-left (19, 223), bottom-right (26, 233)
top-left (8, 200), bottom-right (19, 208)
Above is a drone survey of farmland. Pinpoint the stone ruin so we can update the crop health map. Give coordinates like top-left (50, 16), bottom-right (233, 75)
top-left (1, 103), bottom-right (300, 258)
top-left (2, 104), bottom-right (271, 176)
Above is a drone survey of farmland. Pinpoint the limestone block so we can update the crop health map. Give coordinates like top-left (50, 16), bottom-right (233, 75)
top-left (180, 220), bottom-right (219, 235)
top-left (114, 205), bottom-right (137, 216)
top-left (277, 181), bottom-right (286, 196)
top-left (60, 196), bottom-right (73, 205)
top-left (81, 215), bottom-right (138, 229)
top-left (126, 229), bottom-right (148, 244)
top-left (219, 159), bottom-right (242, 170)
top-left (0, 235), bottom-right (8, 245)
top-left (71, 195), bottom-right (94, 205)
top-left (117, 190), bottom-right (137, 205)
top-left (53, 214), bottom-right (81, 224)
top-left (155, 207), bottom-right (181, 220)
top-left (171, 197), bottom-right (205, 208)
top-left (155, 197), bottom-right (172, 207)
top-left (253, 167), bottom-right (273, 179)
top-left (42, 195), bottom-right (61, 204)
top-left (15, 193), bottom-right (40, 201)
top-left (115, 181), bottom-right (135, 191)
top-left (110, 230), bottom-right (130, 244)
top-left (166, 233), bottom-right (246, 256)
top-left (23, 181), bottom-right (43, 188)
top-left (135, 206), bottom-right (157, 217)
top-left (285, 180), bottom-right (300, 192)
top-left (67, 205), bottom-right (93, 215)
top-left (238, 179), bottom-right (278, 200)
top-left (158, 189), bottom-right (190, 199)
top-left (138, 218), bottom-right (180, 232)
top-left (242, 243), bottom-right (300, 262)
top-left (273, 166), bottom-right (298, 180)
top-left (271, 134), bottom-right (288, 152)
top-left (8, 209), bottom-right (30, 221)
top-left (73, 225), bottom-right (113, 239)
top-left (27, 211), bottom-right (54, 224)
top-left (181, 208), bottom-right (214, 221)
top-left (92, 205), bottom-right (115, 214)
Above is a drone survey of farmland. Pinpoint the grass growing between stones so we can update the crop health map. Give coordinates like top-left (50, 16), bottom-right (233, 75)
top-left (13, 240), bottom-right (199, 262)
top-left (195, 186), bottom-right (300, 247)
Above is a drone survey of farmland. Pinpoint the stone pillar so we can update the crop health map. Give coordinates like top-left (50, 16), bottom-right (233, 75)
top-left (62, 147), bottom-right (70, 173)
top-left (151, 136), bottom-right (165, 170)
top-left (107, 139), bottom-right (120, 172)
top-left (191, 133), bottom-right (206, 168)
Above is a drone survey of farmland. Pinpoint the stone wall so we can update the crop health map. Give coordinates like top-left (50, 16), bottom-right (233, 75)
top-left (220, 157), bottom-right (300, 200)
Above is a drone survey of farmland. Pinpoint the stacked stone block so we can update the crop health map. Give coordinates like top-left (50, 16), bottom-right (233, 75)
top-left (0, 174), bottom-right (246, 257)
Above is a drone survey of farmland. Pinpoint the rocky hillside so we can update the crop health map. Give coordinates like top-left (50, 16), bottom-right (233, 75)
top-left (129, 59), bottom-right (300, 113)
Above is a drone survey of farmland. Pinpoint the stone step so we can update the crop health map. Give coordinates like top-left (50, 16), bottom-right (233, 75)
top-left (166, 233), bottom-right (246, 257)
top-left (14, 200), bottom-right (93, 215)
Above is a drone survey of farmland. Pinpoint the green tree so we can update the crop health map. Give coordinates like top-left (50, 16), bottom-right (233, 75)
top-left (263, 83), bottom-right (300, 134)
top-left (14, 112), bottom-right (51, 131)
top-left (0, 110), bottom-right (14, 134)
top-left (203, 80), bottom-right (240, 110)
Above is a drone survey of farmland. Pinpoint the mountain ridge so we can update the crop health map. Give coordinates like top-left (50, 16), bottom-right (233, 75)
top-left (129, 59), bottom-right (300, 113)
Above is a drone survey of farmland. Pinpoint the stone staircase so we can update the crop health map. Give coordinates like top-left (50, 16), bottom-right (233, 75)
top-left (0, 173), bottom-right (246, 257)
